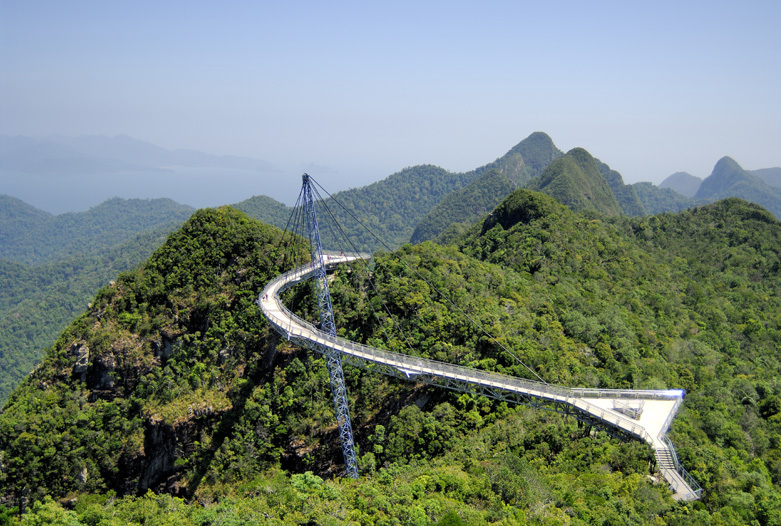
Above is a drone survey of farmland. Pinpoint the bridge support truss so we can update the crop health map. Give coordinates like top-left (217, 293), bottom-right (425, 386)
top-left (301, 174), bottom-right (359, 479)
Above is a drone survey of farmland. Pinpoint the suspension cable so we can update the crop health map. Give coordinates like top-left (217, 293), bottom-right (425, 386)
top-left (309, 176), bottom-right (549, 385)
top-left (307, 182), bottom-right (418, 353)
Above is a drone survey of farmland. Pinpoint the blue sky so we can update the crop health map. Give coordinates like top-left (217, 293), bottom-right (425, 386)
top-left (2, 0), bottom-right (780, 201)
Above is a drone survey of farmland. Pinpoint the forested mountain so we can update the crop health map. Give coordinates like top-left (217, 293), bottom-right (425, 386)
top-left (410, 132), bottom-right (563, 243)
top-left (695, 157), bottom-right (781, 218)
top-left (1, 191), bottom-right (780, 524)
top-left (659, 172), bottom-right (703, 198)
top-left (0, 196), bottom-right (193, 265)
top-left (2, 138), bottom-right (779, 414)
top-left (0, 223), bottom-right (185, 405)
top-left (233, 194), bottom-right (292, 229)
top-left (0, 162), bottom-right (487, 405)
top-left (235, 164), bottom-right (479, 251)
top-left (470, 131), bottom-right (564, 186)
top-left (410, 169), bottom-right (517, 244)
top-left (0, 198), bottom-right (193, 405)
top-left (526, 148), bottom-right (624, 216)
top-left (631, 182), bottom-right (700, 215)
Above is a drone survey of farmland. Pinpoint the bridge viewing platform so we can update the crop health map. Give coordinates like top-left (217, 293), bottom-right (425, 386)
top-left (258, 254), bottom-right (702, 500)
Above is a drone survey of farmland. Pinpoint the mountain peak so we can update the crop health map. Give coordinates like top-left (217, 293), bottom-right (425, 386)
top-left (527, 147), bottom-right (623, 216)
top-left (693, 156), bottom-right (781, 217)
top-left (712, 155), bottom-right (742, 174)
top-left (488, 132), bottom-right (564, 186)
top-left (659, 172), bottom-right (702, 198)
top-left (696, 156), bottom-right (750, 200)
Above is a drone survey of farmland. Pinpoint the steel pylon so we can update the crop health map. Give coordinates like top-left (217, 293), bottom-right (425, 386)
top-left (301, 173), bottom-right (359, 479)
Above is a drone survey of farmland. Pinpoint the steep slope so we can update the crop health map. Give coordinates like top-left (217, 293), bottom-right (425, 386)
top-left (0, 224), bottom-right (180, 406)
top-left (527, 148), bottom-right (623, 216)
top-left (475, 131), bottom-right (564, 185)
top-left (659, 172), bottom-right (702, 197)
top-left (597, 159), bottom-right (646, 216)
top-left (409, 169), bottom-right (517, 244)
top-left (0, 208), bottom-right (304, 500)
top-left (696, 156), bottom-right (781, 218)
top-left (410, 132), bottom-right (563, 243)
top-left (0, 198), bottom-right (195, 404)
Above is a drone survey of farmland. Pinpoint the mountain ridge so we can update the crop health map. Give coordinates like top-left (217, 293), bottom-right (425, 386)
top-left (410, 132), bottom-right (564, 243)
top-left (695, 156), bottom-right (781, 217)
top-left (526, 147), bottom-right (624, 216)
top-left (1, 193), bottom-right (780, 523)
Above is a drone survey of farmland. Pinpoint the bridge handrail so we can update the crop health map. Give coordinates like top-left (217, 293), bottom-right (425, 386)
top-left (658, 395), bottom-right (683, 439)
top-left (263, 263), bottom-right (682, 402)
top-left (260, 258), bottom-right (708, 498)
top-left (660, 435), bottom-right (703, 499)
top-left (260, 261), bottom-right (663, 443)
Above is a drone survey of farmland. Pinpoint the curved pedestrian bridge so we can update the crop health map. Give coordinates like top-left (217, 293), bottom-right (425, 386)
top-left (258, 254), bottom-right (701, 500)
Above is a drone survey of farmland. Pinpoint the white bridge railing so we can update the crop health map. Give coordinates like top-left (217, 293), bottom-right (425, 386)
top-left (259, 256), bottom-right (701, 500)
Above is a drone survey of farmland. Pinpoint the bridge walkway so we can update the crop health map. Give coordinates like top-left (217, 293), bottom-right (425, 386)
top-left (258, 255), bottom-right (701, 500)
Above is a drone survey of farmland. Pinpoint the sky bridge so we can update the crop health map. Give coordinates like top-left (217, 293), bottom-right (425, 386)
top-left (258, 254), bottom-right (702, 501)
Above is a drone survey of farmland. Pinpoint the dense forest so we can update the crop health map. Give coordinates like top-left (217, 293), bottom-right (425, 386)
top-left (0, 198), bottom-right (193, 405)
top-left (1, 188), bottom-right (780, 524)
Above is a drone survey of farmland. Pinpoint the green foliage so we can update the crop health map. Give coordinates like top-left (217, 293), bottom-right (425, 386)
top-left (232, 194), bottom-right (292, 230)
top-left (0, 197), bottom-right (193, 405)
top-left (411, 169), bottom-right (517, 244)
top-left (2, 187), bottom-right (781, 524)
top-left (0, 224), bottom-right (181, 406)
top-left (0, 207), bottom-right (304, 504)
top-left (597, 158), bottom-right (646, 216)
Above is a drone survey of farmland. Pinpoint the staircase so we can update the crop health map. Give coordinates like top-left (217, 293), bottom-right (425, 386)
top-left (655, 444), bottom-right (702, 501)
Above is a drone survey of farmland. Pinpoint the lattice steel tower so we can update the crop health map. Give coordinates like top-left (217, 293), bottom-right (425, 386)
top-left (301, 173), bottom-right (359, 478)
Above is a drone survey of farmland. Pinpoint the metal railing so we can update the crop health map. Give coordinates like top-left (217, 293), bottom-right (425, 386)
top-left (260, 260), bottom-right (664, 442)
top-left (259, 258), bottom-right (700, 499)
top-left (660, 436), bottom-right (703, 500)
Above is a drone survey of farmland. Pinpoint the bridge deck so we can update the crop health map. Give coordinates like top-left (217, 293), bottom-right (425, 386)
top-left (258, 255), bottom-right (701, 500)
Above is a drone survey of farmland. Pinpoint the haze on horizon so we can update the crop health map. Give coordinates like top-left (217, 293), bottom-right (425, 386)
top-left (1, 1), bottom-right (780, 211)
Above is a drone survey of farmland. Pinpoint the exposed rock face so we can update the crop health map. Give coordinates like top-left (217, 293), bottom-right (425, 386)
top-left (94, 352), bottom-right (116, 389)
top-left (153, 330), bottom-right (180, 361)
top-left (77, 466), bottom-right (89, 485)
top-left (72, 341), bottom-right (90, 374)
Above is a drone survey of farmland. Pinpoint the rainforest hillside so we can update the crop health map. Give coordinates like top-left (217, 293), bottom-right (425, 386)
top-left (0, 198), bottom-right (194, 405)
top-left (1, 192), bottom-right (780, 524)
top-left (4, 133), bottom-right (780, 409)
